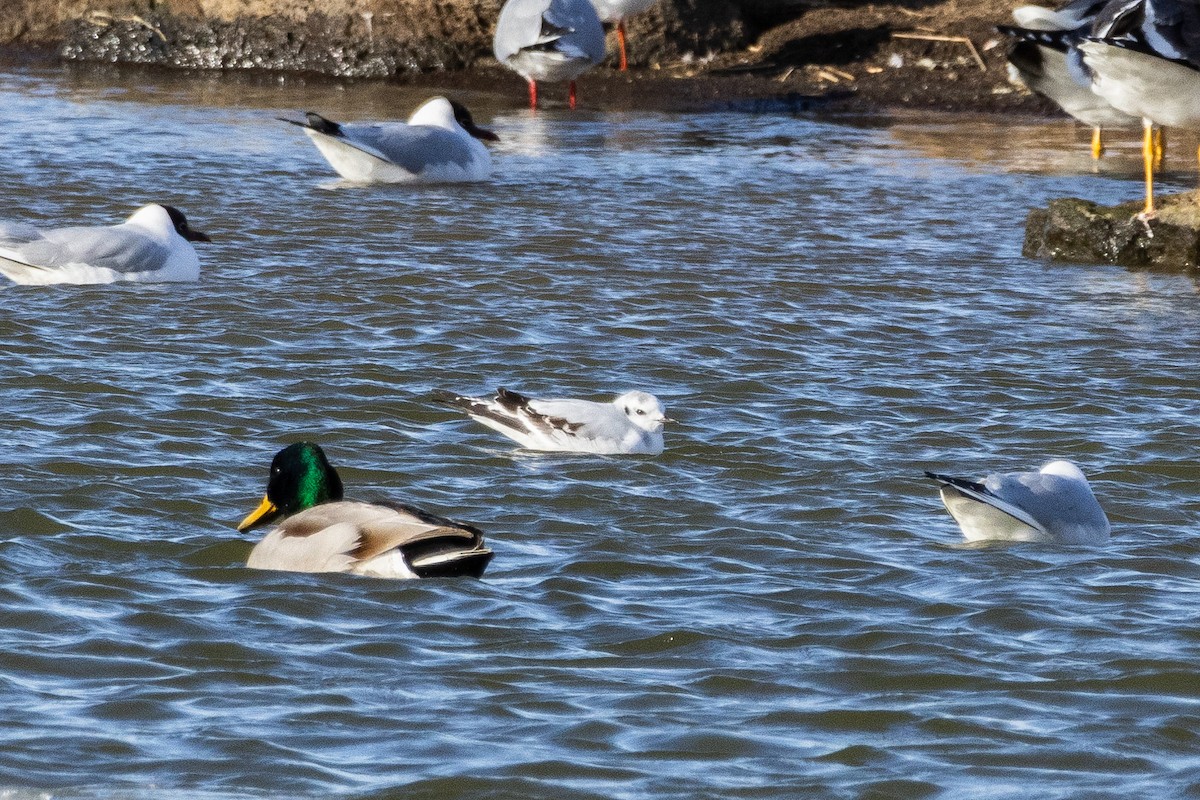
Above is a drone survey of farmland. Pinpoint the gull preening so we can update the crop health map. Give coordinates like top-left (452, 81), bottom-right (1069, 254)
top-left (925, 460), bottom-right (1111, 546)
top-left (1000, 0), bottom-right (1137, 158)
top-left (1079, 0), bottom-right (1200, 215)
top-left (589, 0), bottom-right (659, 71)
top-left (0, 204), bottom-right (210, 285)
top-left (433, 387), bottom-right (672, 454)
top-left (494, 0), bottom-right (606, 109)
top-left (238, 442), bottom-right (494, 579)
top-left (281, 96), bottom-right (499, 184)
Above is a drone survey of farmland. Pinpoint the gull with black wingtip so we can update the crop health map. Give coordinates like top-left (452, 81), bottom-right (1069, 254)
top-left (0, 204), bottom-right (210, 285)
top-left (925, 460), bottom-right (1110, 545)
top-left (281, 96), bottom-right (499, 184)
top-left (434, 387), bottom-right (673, 454)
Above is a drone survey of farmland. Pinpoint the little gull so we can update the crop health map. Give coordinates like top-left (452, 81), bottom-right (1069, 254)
top-left (925, 460), bottom-right (1110, 545)
top-left (1000, 0), bottom-right (1138, 158)
top-left (589, 0), bottom-right (659, 71)
top-left (433, 387), bottom-right (672, 454)
top-left (281, 96), bottom-right (499, 184)
top-left (238, 442), bottom-right (494, 579)
top-left (0, 204), bottom-right (210, 286)
top-left (493, 0), bottom-right (606, 109)
top-left (1079, 0), bottom-right (1200, 215)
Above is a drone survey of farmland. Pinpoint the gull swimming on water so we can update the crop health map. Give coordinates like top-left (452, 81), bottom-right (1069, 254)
top-left (281, 96), bottom-right (499, 184)
top-left (493, 0), bottom-right (606, 109)
top-left (589, 0), bottom-right (659, 71)
top-left (1079, 0), bottom-right (1200, 215)
top-left (433, 387), bottom-right (672, 454)
top-left (925, 460), bottom-right (1111, 545)
top-left (0, 204), bottom-right (210, 285)
top-left (238, 442), bottom-right (494, 579)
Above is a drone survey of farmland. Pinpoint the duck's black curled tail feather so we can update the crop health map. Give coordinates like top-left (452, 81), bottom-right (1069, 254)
top-left (409, 543), bottom-right (494, 579)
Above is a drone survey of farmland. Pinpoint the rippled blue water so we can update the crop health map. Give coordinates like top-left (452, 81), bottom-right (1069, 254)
top-left (4, 64), bottom-right (1200, 798)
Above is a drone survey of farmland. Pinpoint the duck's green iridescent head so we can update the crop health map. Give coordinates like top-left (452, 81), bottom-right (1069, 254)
top-left (237, 442), bottom-right (344, 532)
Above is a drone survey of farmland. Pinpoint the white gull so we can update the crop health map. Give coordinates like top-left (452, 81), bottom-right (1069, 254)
top-left (281, 96), bottom-right (498, 184)
top-left (925, 460), bottom-right (1111, 545)
top-left (434, 387), bottom-right (672, 454)
top-left (0, 204), bottom-right (210, 286)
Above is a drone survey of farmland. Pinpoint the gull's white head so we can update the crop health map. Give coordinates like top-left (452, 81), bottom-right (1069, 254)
top-left (126, 204), bottom-right (212, 244)
top-left (616, 391), bottom-right (671, 432)
top-left (1040, 460), bottom-right (1088, 483)
top-left (408, 96), bottom-right (499, 142)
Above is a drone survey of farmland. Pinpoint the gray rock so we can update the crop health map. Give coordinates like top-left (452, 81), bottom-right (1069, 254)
top-left (1023, 193), bottom-right (1200, 272)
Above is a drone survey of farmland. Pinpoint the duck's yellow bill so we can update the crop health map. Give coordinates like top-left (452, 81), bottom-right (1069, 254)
top-left (237, 495), bottom-right (277, 532)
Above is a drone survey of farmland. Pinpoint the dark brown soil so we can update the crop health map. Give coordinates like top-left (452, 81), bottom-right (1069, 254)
top-left (1, 0), bottom-right (1059, 116)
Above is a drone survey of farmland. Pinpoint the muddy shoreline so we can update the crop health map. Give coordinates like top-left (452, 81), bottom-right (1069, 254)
top-left (1, 0), bottom-right (1064, 116)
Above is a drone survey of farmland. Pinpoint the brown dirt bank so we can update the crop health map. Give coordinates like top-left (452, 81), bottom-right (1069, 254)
top-left (2, 0), bottom-right (1060, 115)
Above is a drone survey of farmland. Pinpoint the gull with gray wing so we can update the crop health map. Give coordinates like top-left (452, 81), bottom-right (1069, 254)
top-left (925, 460), bottom-right (1110, 545)
top-left (281, 96), bottom-right (499, 184)
top-left (0, 204), bottom-right (210, 286)
top-left (434, 387), bottom-right (672, 454)
top-left (1000, 0), bottom-right (1137, 158)
top-left (494, 0), bottom-right (606, 109)
top-left (1080, 0), bottom-right (1200, 215)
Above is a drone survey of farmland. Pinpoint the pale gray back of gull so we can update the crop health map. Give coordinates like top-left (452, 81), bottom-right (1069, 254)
top-left (999, 8), bottom-right (1137, 146)
top-left (925, 460), bottom-right (1111, 545)
top-left (433, 387), bottom-right (671, 454)
top-left (282, 96), bottom-right (498, 184)
top-left (493, 0), bottom-right (606, 108)
top-left (1077, 0), bottom-right (1200, 213)
top-left (0, 204), bottom-right (210, 286)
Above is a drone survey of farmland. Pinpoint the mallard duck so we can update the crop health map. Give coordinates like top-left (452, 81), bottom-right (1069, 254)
top-left (0, 204), bottom-right (210, 285)
top-left (280, 97), bottom-right (499, 184)
top-left (433, 387), bottom-right (672, 454)
top-left (237, 442), bottom-right (494, 578)
top-left (925, 460), bottom-right (1110, 545)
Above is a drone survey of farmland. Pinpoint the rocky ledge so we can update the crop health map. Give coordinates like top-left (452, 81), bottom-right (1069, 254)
top-left (1023, 193), bottom-right (1200, 272)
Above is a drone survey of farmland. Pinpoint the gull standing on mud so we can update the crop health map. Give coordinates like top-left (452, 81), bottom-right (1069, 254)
top-left (1000, 0), bottom-right (1137, 158)
top-left (925, 460), bottom-right (1110, 545)
top-left (0, 204), bottom-right (210, 285)
top-left (1080, 0), bottom-right (1200, 215)
top-left (280, 96), bottom-right (499, 183)
top-left (589, 0), bottom-right (659, 71)
top-left (493, 0), bottom-right (606, 109)
top-left (433, 388), bottom-right (673, 454)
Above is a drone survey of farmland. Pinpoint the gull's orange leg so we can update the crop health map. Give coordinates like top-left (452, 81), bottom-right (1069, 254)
top-left (569, 80), bottom-right (577, 110)
top-left (1142, 117), bottom-right (1156, 217)
top-left (617, 20), bottom-right (629, 71)
top-left (528, 79), bottom-right (538, 109)
top-left (1091, 126), bottom-right (1103, 159)
top-left (1153, 126), bottom-right (1164, 171)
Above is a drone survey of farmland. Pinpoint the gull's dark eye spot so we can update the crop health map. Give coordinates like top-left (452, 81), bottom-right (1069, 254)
top-left (636, 409), bottom-right (646, 415)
